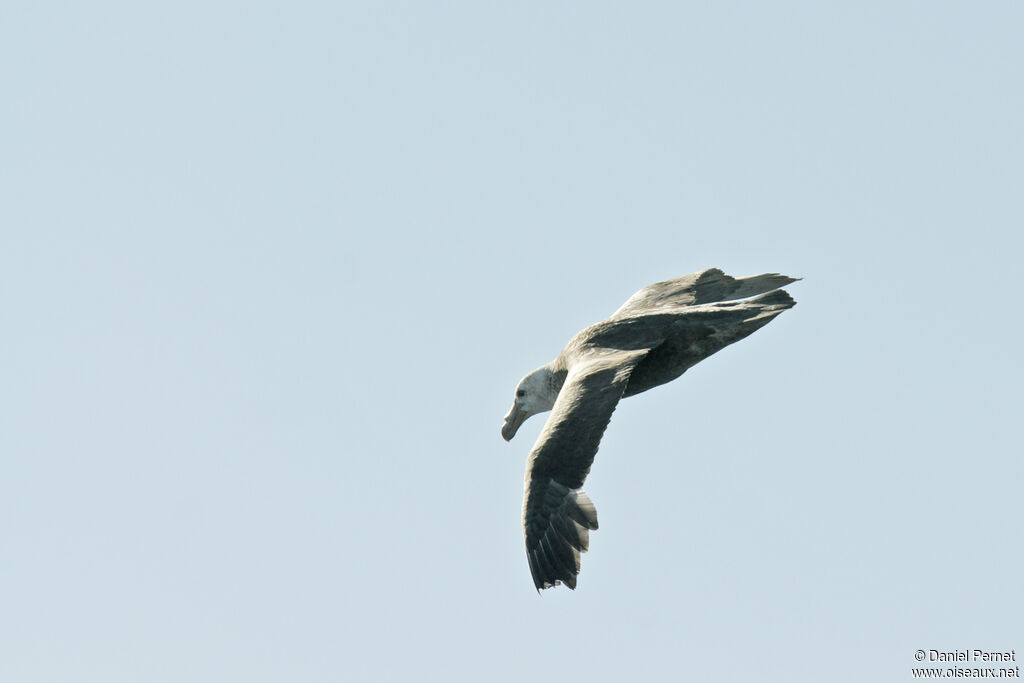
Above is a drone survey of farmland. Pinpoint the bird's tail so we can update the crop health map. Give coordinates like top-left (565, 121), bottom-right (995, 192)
top-left (735, 287), bottom-right (797, 323)
top-left (679, 288), bottom-right (796, 363)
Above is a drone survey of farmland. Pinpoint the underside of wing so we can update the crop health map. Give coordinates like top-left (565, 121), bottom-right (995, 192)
top-left (523, 481), bottom-right (597, 590)
top-left (521, 350), bottom-right (646, 590)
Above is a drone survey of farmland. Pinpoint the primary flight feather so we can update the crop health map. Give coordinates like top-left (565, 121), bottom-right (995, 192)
top-left (501, 267), bottom-right (798, 591)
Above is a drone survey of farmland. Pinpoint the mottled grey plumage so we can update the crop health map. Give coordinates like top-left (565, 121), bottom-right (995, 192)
top-left (502, 268), bottom-right (798, 591)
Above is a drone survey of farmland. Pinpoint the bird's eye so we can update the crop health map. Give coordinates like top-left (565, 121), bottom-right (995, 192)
top-left (516, 390), bottom-right (525, 398)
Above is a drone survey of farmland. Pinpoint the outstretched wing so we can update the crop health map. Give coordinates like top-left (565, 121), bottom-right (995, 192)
top-left (522, 349), bottom-right (647, 590)
top-left (612, 267), bottom-right (798, 319)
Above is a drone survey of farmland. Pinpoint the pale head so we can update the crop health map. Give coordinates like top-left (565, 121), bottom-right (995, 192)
top-left (501, 365), bottom-right (557, 441)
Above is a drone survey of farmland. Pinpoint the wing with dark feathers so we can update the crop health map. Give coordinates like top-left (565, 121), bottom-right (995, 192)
top-left (522, 349), bottom-right (647, 591)
top-left (621, 288), bottom-right (797, 397)
top-left (612, 267), bottom-right (798, 319)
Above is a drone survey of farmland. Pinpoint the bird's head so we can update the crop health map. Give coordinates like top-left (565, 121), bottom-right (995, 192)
top-left (502, 365), bottom-right (557, 441)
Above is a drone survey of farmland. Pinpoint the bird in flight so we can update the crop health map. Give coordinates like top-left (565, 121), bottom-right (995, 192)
top-left (502, 267), bottom-right (798, 591)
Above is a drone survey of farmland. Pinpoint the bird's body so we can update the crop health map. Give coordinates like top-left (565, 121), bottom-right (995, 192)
top-left (502, 267), bottom-right (798, 591)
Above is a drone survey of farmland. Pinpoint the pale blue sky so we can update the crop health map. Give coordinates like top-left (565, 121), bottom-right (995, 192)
top-left (2, 2), bottom-right (1022, 682)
